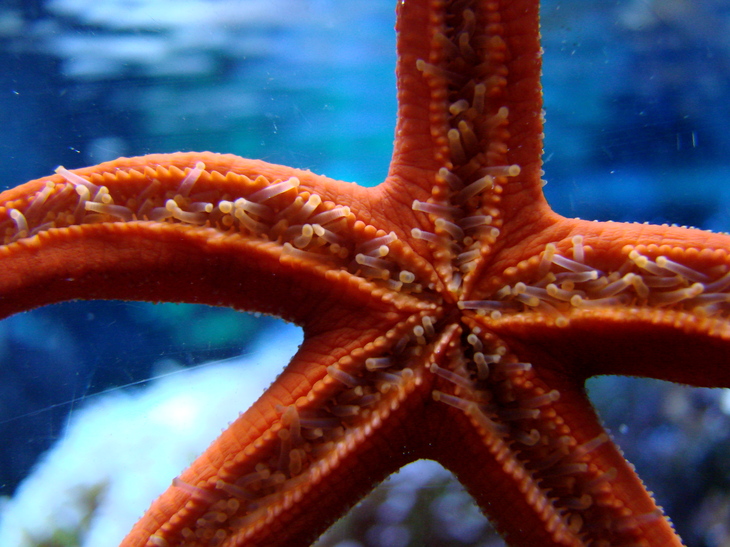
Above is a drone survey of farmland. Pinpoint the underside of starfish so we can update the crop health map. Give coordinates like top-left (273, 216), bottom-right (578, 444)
top-left (1, 1), bottom-right (729, 546)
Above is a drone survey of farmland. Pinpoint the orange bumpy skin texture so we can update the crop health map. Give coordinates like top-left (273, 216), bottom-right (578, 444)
top-left (1, 1), bottom-right (729, 546)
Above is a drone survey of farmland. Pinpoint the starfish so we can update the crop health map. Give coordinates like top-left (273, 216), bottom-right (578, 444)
top-left (1, 0), bottom-right (728, 545)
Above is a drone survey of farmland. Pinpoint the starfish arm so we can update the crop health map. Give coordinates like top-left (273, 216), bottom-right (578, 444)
top-left (434, 384), bottom-right (682, 546)
top-left (428, 213), bottom-right (730, 541)
top-left (0, 152), bottom-right (410, 327)
top-left (0, 151), bottom-right (449, 546)
top-left (123, 300), bottom-right (482, 546)
top-left (388, 0), bottom-right (544, 203)
top-left (410, 309), bottom-right (683, 546)
top-left (381, 0), bottom-right (556, 302)
top-left (122, 319), bottom-right (430, 546)
top-left (472, 218), bottom-right (730, 386)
